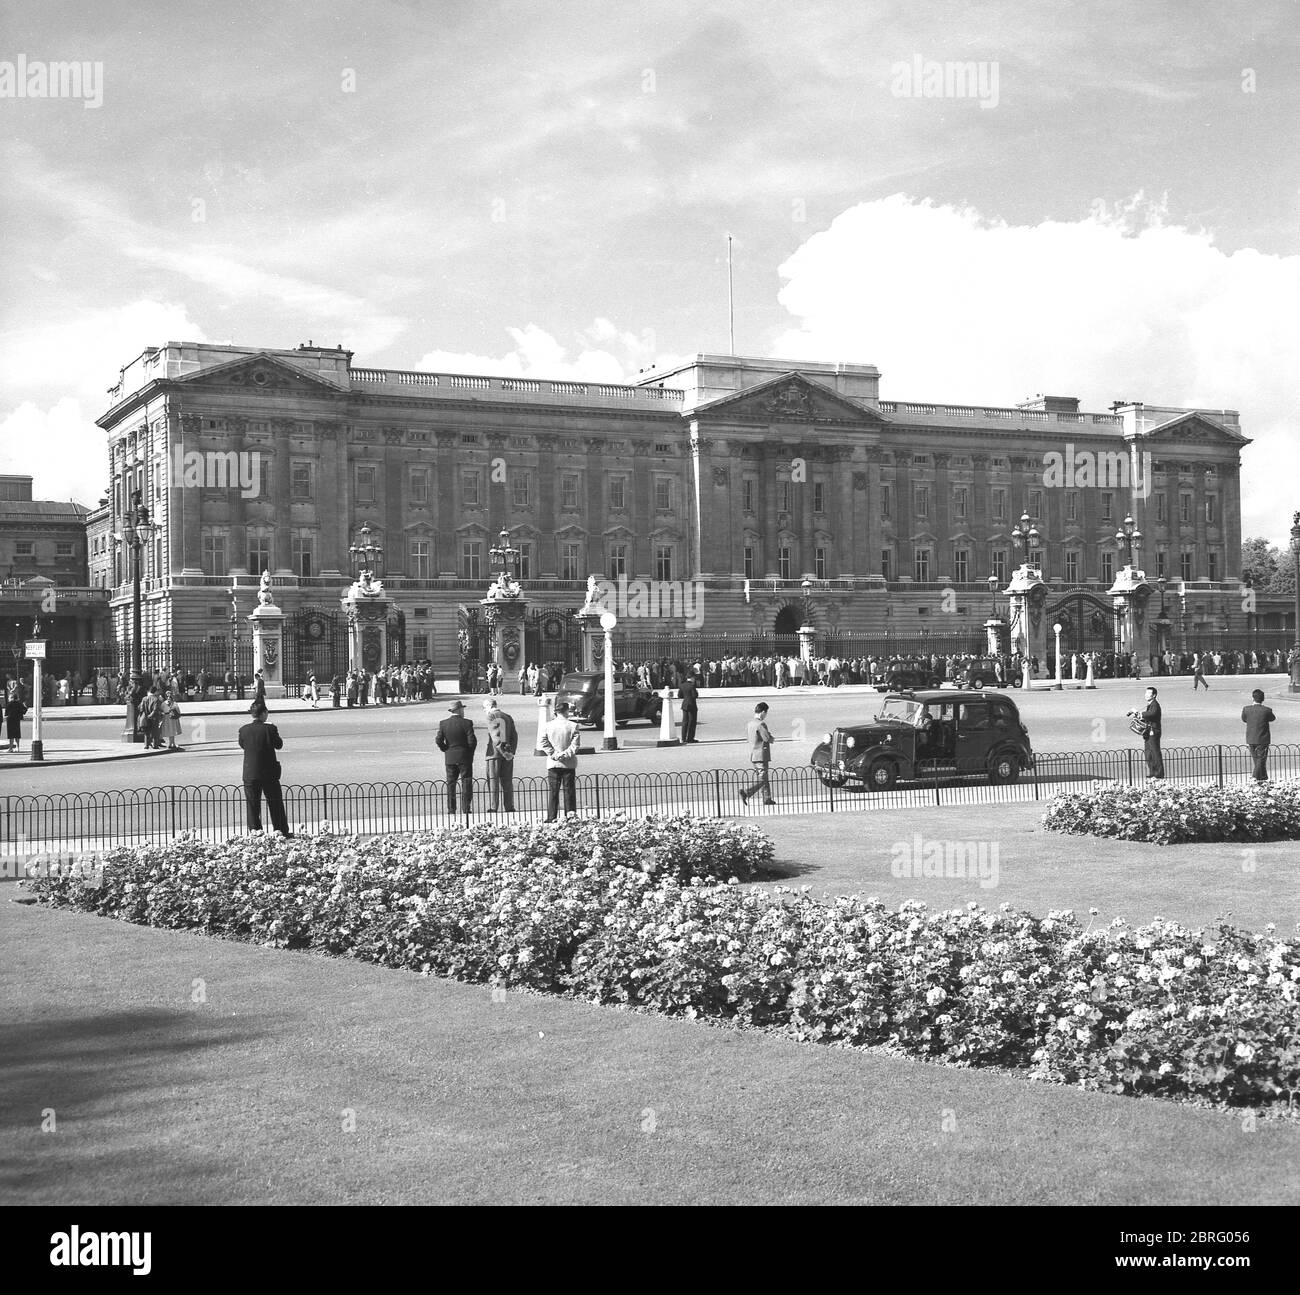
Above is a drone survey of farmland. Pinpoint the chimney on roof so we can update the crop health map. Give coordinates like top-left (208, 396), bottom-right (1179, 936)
top-left (1018, 395), bottom-right (1080, 415)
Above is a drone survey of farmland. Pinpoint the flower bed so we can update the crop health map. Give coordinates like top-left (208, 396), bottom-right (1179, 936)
top-left (1042, 780), bottom-right (1300, 843)
top-left (21, 819), bottom-right (1299, 1107)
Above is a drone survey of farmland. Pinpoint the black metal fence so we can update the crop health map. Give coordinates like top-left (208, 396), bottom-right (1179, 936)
top-left (2, 744), bottom-right (1297, 861)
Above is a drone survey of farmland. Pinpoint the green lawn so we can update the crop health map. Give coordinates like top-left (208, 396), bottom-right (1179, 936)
top-left (755, 801), bottom-right (1296, 933)
top-left (2, 808), bottom-right (1297, 1205)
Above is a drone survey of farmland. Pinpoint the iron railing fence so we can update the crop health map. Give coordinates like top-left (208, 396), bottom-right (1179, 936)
top-left (2, 744), bottom-right (1297, 860)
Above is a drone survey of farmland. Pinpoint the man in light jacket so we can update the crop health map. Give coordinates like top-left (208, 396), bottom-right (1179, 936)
top-left (739, 701), bottom-right (775, 806)
top-left (482, 696), bottom-right (518, 811)
top-left (540, 699), bottom-right (580, 822)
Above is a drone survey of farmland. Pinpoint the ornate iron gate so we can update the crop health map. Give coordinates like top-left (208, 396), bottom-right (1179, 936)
top-left (285, 605), bottom-right (347, 685)
top-left (525, 606), bottom-right (580, 671)
top-left (1046, 591), bottom-right (1115, 656)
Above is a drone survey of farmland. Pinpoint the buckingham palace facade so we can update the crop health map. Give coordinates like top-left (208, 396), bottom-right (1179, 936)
top-left (94, 340), bottom-right (1264, 672)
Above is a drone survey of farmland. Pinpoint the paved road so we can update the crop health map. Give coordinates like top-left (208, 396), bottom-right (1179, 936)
top-left (2, 675), bottom-right (1294, 795)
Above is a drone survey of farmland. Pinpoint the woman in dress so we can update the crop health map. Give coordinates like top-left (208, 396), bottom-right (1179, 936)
top-left (5, 683), bottom-right (27, 752)
top-left (159, 693), bottom-right (183, 750)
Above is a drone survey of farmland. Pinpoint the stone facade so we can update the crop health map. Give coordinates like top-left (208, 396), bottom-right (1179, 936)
top-left (91, 342), bottom-right (1259, 667)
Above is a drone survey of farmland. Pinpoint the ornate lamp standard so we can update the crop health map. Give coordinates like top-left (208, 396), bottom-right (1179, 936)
top-left (1008, 513), bottom-right (1042, 688)
top-left (1115, 514), bottom-right (1142, 570)
top-left (1010, 512), bottom-right (1041, 569)
top-left (489, 527), bottom-right (520, 583)
top-left (798, 576), bottom-right (815, 665)
top-left (1154, 575), bottom-right (1170, 673)
top-left (1052, 621), bottom-right (1064, 690)
top-left (117, 489), bottom-right (155, 743)
top-left (348, 521), bottom-right (385, 582)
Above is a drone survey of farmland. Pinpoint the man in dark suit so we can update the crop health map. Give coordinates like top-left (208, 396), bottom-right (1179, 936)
top-left (678, 676), bottom-right (700, 743)
top-left (435, 699), bottom-right (476, 817)
top-left (238, 702), bottom-right (290, 835)
top-left (1129, 686), bottom-right (1164, 779)
top-left (1241, 689), bottom-right (1277, 782)
top-left (482, 697), bottom-right (518, 811)
top-left (738, 702), bottom-right (775, 805)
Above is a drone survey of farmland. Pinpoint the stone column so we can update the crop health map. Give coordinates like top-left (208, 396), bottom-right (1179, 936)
top-left (248, 572), bottom-right (287, 698)
top-left (342, 574), bottom-right (389, 675)
top-left (1108, 566), bottom-right (1153, 660)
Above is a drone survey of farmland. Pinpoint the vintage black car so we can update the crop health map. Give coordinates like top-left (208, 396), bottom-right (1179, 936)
top-left (811, 689), bottom-right (1034, 790)
top-left (554, 671), bottom-right (664, 728)
top-left (952, 656), bottom-right (1018, 689)
top-left (878, 663), bottom-right (944, 693)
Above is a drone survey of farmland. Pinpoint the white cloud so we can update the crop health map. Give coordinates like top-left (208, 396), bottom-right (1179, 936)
top-left (0, 399), bottom-right (106, 508)
top-left (773, 195), bottom-right (1300, 548)
top-left (416, 320), bottom-right (683, 384)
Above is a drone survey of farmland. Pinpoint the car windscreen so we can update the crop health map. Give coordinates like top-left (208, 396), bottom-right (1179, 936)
top-left (877, 698), bottom-right (924, 725)
top-left (561, 675), bottom-right (597, 692)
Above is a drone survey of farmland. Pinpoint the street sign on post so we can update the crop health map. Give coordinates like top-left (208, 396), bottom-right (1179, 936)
top-left (25, 641), bottom-right (46, 659)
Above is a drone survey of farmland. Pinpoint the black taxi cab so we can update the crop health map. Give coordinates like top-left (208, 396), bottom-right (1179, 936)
top-left (554, 671), bottom-right (664, 728)
top-left (811, 689), bottom-right (1035, 790)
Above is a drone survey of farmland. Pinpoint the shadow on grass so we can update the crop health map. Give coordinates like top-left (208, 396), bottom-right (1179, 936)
top-left (756, 857), bottom-right (820, 880)
top-left (0, 1007), bottom-right (274, 1201)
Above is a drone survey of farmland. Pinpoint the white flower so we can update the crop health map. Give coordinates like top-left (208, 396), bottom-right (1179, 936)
top-left (1234, 1042), bottom-right (1255, 1061)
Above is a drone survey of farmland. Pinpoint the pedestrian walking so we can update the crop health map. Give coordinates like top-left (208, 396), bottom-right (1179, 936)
top-left (1192, 657), bottom-right (1208, 690)
top-left (678, 675), bottom-right (699, 743)
top-left (435, 699), bottom-right (476, 818)
top-left (238, 702), bottom-right (291, 835)
top-left (253, 670), bottom-right (267, 707)
top-left (482, 697), bottom-right (518, 811)
top-left (4, 683), bottom-right (27, 752)
top-left (159, 694), bottom-right (183, 750)
top-left (1127, 686), bottom-right (1164, 780)
top-left (738, 701), bottom-right (775, 805)
top-left (307, 671), bottom-right (319, 707)
top-left (1241, 688), bottom-right (1276, 782)
top-left (540, 699), bottom-right (580, 821)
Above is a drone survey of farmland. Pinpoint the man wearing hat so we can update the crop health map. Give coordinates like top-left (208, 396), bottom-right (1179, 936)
top-left (435, 699), bottom-right (477, 817)
top-left (482, 696), bottom-right (518, 812)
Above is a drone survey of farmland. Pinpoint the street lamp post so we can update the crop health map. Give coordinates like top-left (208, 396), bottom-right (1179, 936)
top-left (348, 521), bottom-right (385, 582)
top-left (119, 490), bottom-right (155, 743)
top-left (1156, 575), bottom-right (1168, 673)
top-left (599, 610), bottom-right (618, 751)
top-left (1289, 512), bottom-right (1300, 693)
top-left (1115, 514), bottom-right (1142, 569)
top-left (1053, 622), bottom-right (1064, 690)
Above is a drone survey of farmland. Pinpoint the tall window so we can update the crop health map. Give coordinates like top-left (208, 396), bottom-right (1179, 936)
top-left (813, 482), bottom-right (826, 513)
top-left (1029, 548), bottom-right (1044, 571)
top-left (410, 468), bottom-right (429, 505)
top-left (1065, 551), bottom-right (1080, 583)
top-left (881, 483), bottom-right (892, 518)
top-left (202, 534), bottom-right (225, 577)
top-left (291, 462), bottom-right (312, 499)
top-left (609, 475), bottom-right (627, 510)
top-left (1029, 488), bottom-right (1043, 518)
top-left (991, 487), bottom-right (1006, 521)
top-left (914, 484), bottom-right (929, 518)
top-left (607, 542), bottom-right (628, 579)
top-left (1205, 495), bottom-right (1216, 523)
top-left (742, 478), bottom-right (757, 513)
top-left (291, 534), bottom-right (313, 578)
top-left (1180, 492), bottom-right (1192, 524)
top-left (953, 548), bottom-right (969, 583)
top-left (654, 476), bottom-right (673, 511)
top-left (1100, 552), bottom-right (1115, 584)
top-left (914, 548), bottom-right (931, 582)
top-left (511, 473), bottom-right (531, 509)
top-left (1156, 550), bottom-right (1167, 578)
top-left (815, 546), bottom-right (828, 579)
top-left (778, 545), bottom-right (791, 579)
top-left (409, 539), bottom-right (431, 579)
top-left (991, 550), bottom-right (1007, 583)
top-left (517, 541), bottom-right (532, 581)
top-left (248, 534), bottom-right (271, 574)
top-left (953, 486), bottom-right (968, 519)
top-left (561, 541), bottom-right (582, 580)
top-left (1180, 551), bottom-right (1193, 581)
top-left (560, 473), bottom-right (580, 510)
top-left (461, 469), bottom-right (481, 507)
top-left (778, 481), bottom-right (791, 513)
top-left (461, 539), bottom-right (483, 580)
top-left (1100, 491), bottom-right (1113, 521)
top-left (1065, 490), bottom-right (1077, 522)
top-left (1156, 494), bottom-right (1167, 523)
top-left (1208, 551), bottom-right (1218, 581)
top-left (654, 545), bottom-right (673, 581)
top-left (356, 466), bottom-right (376, 504)
top-left (411, 633), bottom-right (429, 660)
top-left (743, 544), bottom-right (755, 579)
top-left (880, 549), bottom-right (892, 580)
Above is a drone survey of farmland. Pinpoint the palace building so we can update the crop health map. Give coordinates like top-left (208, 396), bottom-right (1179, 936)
top-left (91, 340), bottom-right (1266, 679)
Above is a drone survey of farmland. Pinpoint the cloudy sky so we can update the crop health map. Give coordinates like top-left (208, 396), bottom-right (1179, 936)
top-left (1, 0), bottom-right (1297, 546)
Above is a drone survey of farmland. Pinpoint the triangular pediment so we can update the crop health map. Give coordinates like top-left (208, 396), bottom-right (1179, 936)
top-left (174, 352), bottom-right (348, 395)
top-left (694, 372), bottom-right (887, 425)
top-left (1132, 411), bottom-right (1250, 447)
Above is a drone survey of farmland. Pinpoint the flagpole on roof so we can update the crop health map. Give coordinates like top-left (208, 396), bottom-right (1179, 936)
top-left (726, 234), bottom-right (736, 355)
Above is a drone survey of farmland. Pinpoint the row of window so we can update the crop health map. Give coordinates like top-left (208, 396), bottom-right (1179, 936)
top-left (895, 486), bottom-right (1219, 525)
top-left (8, 541), bottom-right (78, 558)
top-left (195, 535), bottom-right (681, 582)
top-left (347, 467), bottom-right (678, 512)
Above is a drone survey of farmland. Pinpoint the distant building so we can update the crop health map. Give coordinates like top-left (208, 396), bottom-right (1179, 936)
top-left (88, 340), bottom-right (1267, 679)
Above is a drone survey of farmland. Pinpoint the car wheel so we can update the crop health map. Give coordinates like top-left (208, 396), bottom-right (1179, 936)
top-left (988, 751), bottom-right (1021, 784)
top-left (971, 676), bottom-right (985, 689)
top-left (865, 757), bottom-right (897, 791)
top-left (1010, 677), bottom-right (1022, 688)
